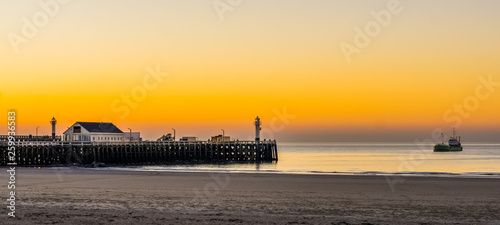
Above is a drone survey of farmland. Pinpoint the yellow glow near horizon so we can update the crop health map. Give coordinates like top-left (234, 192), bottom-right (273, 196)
top-left (1, 0), bottom-right (499, 141)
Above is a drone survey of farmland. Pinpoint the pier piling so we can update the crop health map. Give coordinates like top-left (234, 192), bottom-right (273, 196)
top-left (0, 140), bottom-right (277, 166)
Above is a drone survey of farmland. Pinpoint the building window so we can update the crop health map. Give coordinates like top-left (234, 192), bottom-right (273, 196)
top-left (93, 137), bottom-right (95, 141)
top-left (73, 126), bottom-right (81, 133)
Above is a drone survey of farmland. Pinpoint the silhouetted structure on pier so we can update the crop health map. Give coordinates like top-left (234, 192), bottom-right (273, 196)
top-left (0, 140), bottom-right (278, 166)
top-left (1, 116), bottom-right (278, 166)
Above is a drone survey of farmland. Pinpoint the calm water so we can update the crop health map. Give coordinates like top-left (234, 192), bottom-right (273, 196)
top-left (107, 142), bottom-right (500, 177)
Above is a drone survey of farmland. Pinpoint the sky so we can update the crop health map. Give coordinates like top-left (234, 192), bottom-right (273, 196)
top-left (0, 0), bottom-right (499, 142)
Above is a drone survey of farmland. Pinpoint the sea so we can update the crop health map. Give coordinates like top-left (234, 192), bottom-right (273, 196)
top-left (100, 142), bottom-right (500, 177)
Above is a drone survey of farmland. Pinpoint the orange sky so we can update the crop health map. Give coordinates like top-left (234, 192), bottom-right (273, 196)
top-left (1, 0), bottom-right (499, 141)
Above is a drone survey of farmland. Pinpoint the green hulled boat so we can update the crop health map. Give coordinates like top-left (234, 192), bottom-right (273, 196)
top-left (433, 128), bottom-right (463, 152)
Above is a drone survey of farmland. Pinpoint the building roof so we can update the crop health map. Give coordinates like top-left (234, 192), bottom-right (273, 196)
top-left (76, 122), bottom-right (123, 133)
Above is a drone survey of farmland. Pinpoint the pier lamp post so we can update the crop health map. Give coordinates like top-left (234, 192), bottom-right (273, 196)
top-left (128, 128), bottom-right (132, 142)
top-left (254, 116), bottom-right (261, 142)
top-left (36, 126), bottom-right (39, 137)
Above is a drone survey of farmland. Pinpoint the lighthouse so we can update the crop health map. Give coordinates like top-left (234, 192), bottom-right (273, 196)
top-left (254, 116), bottom-right (261, 141)
top-left (50, 117), bottom-right (57, 140)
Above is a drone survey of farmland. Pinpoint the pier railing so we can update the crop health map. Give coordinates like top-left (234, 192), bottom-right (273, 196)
top-left (0, 140), bottom-right (278, 166)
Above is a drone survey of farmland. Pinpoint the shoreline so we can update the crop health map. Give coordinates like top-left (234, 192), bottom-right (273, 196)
top-left (1, 167), bottom-right (499, 224)
top-left (18, 165), bottom-right (500, 179)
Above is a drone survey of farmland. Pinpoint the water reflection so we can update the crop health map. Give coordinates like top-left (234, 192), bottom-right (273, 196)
top-left (138, 143), bottom-right (500, 176)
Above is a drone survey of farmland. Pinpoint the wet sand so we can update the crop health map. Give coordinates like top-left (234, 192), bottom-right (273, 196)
top-left (1, 167), bottom-right (499, 224)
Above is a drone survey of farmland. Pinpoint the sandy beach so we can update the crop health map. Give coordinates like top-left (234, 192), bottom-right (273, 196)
top-left (1, 167), bottom-right (499, 225)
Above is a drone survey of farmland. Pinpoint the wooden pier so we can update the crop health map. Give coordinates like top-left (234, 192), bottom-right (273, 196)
top-left (0, 140), bottom-right (278, 166)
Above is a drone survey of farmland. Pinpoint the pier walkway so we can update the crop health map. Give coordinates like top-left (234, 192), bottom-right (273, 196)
top-left (0, 140), bottom-right (278, 166)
